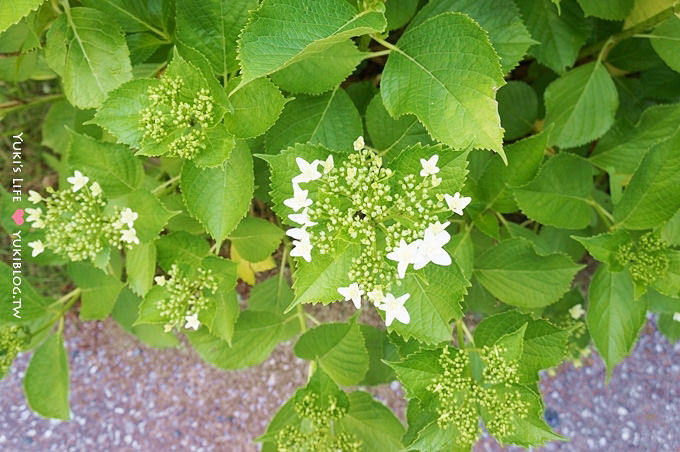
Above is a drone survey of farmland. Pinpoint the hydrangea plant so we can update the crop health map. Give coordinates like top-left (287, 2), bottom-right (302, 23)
top-left (1, 0), bottom-right (680, 450)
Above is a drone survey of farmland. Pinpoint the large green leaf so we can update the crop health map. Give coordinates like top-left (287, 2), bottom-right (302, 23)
top-left (410, 0), bottom-right (535, 73)
top-left (23, 333), bottom-right (70, 420)
top-left (586, 265), bottom-right (647, 380)
top-left (576, 0), bottom-right (634, 19)
top-left (571, 230), bottom-right (630, 269)
top-left (515, 0), bottom-right (591, 74)
top-left (294, 318), bottom-right (369, 385)
top-left (0, 0), bottom-right (44, 33)
top-left (118, 189), bottom-right (177, 244)
top-left (80, 0), bottom-right (165, 34)
top-left (175, 0), bottom-right (257, 76)
top-left (125, 241), bottom-right (156, 297)
top-left (0, 262), bottom-right (52, 325)
top-left (237, 0), bottom-right (386, 82)
top-left (514, 152), bottom-right (594, 229)
top-left (229, 217), bottom-right (283, 262)
top-left (44, 7), bottom-right (132, 108)
top-left (265, 87), bottom-right (362, 154)
top-left (497, 81), bottom-right (539, 141)
top-left (156, 231), bottom-right (211, 271)
top-left (42, 100), bottom-right (100, 155)
top-left (623, 0), bottom-right (676, 29)
top-left (614, 129), bottom-right (680, 230)
top-left (359, 325), bottom-right (398, 385)
top-left (650, 15), bottom-right (680, 74)
top-left (67, 262), bottom-right (125, 320)
top-left (474, 238), bottom-right (583, 308)
top-left (381, 12), bottom-right (506, 156)
top-left (181, 141), bottom-right (254, 243)
top-left (543, 62), bottom-right (619, 148)
top-left (390, 144), bottom-right (468, 197)
top-left (224, 76), bottom-right (287, 139)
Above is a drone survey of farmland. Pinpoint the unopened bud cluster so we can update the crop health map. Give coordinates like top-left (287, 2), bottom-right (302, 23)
top-left (616, 232), bottom-right (670, 285)
top-left (0, 326), bottom-right (23, 378)
top-left (156, 265), bottom-right (218, 332)
top-left (140, 76), bottom-right (214, 160)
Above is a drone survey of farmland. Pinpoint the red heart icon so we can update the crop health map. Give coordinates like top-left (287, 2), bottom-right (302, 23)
top-left (12, 209), bottom-right (25, 226)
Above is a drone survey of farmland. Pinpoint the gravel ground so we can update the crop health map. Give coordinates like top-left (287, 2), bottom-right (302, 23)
top-left (0, 312), bottom-right (677, 452)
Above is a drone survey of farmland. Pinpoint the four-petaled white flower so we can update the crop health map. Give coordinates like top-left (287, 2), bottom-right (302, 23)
top-left (121, 228), bottom-right (140, 245)
top-left (286, 227), bottom-right (309, 242)
top-left (90, 182), bottom-right (102, 197)
top-left (154, 276), bottom-right (166, 286)
top-left (379, 293), bottom-right (410, 326)
top-left (420, 155), bottom-right (440, 177)
top-left (386, 239), bottom-right (421, 279)
top-left (28, 190), bottom-right (42, 204)
top-left (320, 155), bottom-right (334, 174)
top-left (444, 192), bottom-right (471, 216)
top-left (185, 313), bottom-right (200, 330)
top-left (284, 184), bottom-right (312, 212)
top-left (338, 283), bottom-right (364, 309)
top-left (120, 208), bottom-right (138, 228)
top-left (425, 221), bottom-right (451, 244)
top-left (25, 208), bottom-right (42, 227)
top-left (67, 170), bottom-right (89, 192)
top-left (289, 208), bottom-right (317, 227)
top-left (353, 136), bottom-right (365, 151)
top-left (569, 304), bottom-right (585, 320)
top-left (28, 240), bottom-right (45, 257)
top-left (290, 237), bottom-right (313, 262)
top-left (367, 287), bottom-right (385, 305)
top-left (674, 312), bottom-right (680, 322)
top-left (414, 227), bottom-right (452, 270)
top-left (292, 157), bottom-right (321, 184)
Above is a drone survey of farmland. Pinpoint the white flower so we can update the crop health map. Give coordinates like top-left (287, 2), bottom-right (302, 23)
top-left (25, 207), bottom-right (41, 223)
top-left (338, 283), bottom-right (364, 309)
top-left (569, 304), bottom-right (585, 320)
top-left (444, 192), bottom-right (471, 216)
top-left (112, 219), bottom-right (125, 230)
top-left (121, 228), bottom-right (140, 245)
top-left (289, 208), bottom-right (317, 227)
top-left (353, 136), bottom-right (365, 151)
top-left (90, 182), bottom-right (102, 197)
top-left (425, 221), bottom-right (451, 243)
top-left (185, 313), bottom-right (200, 330)
top-left (674, 312), bottom-right (680, 322)
top-left (420, 155), bottom-right (440, 177)
top-left (379, 293), bottom-right (410, 326)
top-left (120, 208), bottom-right (138, 227)
top-left (367, 287), bottom-right (385, 306)
top-left (346, 167), bottom-right (357, 180)
top-left (283, 184), bottom-right (312, 212)
top-left (386, 239), bottom-right (421, 279)
top-left (154, 276), bottom-right (166, 286)
top-left (286, 227), bottom-right (309, 242)
top-left (28, 240), bottom-right (45, 257)
top-left (320, 155), bottom-right (334, 174)
top-left (292, 157), bottom-right (321, 184)
top-left (67, 170), bottom-right (89, 192)
top-left (290, 237), bottom-right (313, 262)
top-left (28, 190), bottom-right (42, 204)
top-left (413, 228), bottom-right (452, 270)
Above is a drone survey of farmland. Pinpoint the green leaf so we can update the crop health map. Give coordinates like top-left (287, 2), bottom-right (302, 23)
top-left (118, 189), bottom-right (177, 244)
top-left (650, 15), bottom-right (680, 74)
top-left (336, 391), bottom-right (406, 452)
top-left (658, 312), bottom-right (680, 342)
top-left (229, 217), bottom-right (283, 262)
top-left (270, 40), bottom-right (364, 95)
top-left (125, 241), bottom-right (156, 297)
top-left (623, 0), bottom-right (676, 29)
top-left (410, 0), bottom-right (535, 73)
top-left (44, 7), bottom-right (132, 108)
top-left (586, 265), bottom-right (647, 379)
top-left (224, 76), bottom-right (287, 139)
top-left (384, 0), bottom-right (418, 31)
top-left (571, 230), bottom-right (630, 269)
top-left (614, 129), bottom-right (680, 230)
top-left (126, 32), bottom-right (165, 64)
top-left (474, 237), bottom-right (583, 308)
top-left (0, 262), bottom-right (52, 325)
top-left (387, 348), bottom-right (442, 401)
top-left (67, 262), bottom-right (124, 320)
top-left (111, 288), bottom-right (180, 348)
top-left (135, 285), bottom-right (168, 325)
top-left (497, 81), bottom-right (538, 140)
top-left (294, 318), bottom-right (369, 385)
top-left (68, 132), bottom-right (143, 198)
top-left (381, 12), bottom-right (505, 156)
top-left (156, 231), bottom-right (211, 271)
top-left (237, 0), bottom-right (386, 83)
top-left (181, 141), bottom-right (254, 243)
top-left (42, 100), bottom-right (100, 155)
top-left (0, 0), bottom-right (44, 33)
top-left (265, 87), bottom-right (362, 154)
top-left (390, 144), bottom-right (468, 198)
top-left (248, 276), bottom-right (294, 315)
top-left (175, 0), bottom-right (257, 76)
top-left (544, 62), bottom-right (619, 148)
top-left (514, 152), bottom-right (595, 229)
top-left (577, 0), bottom-right (634, 19)
top-left (515, 0), bottom-right (591, 74)
top-left (590, 103), bottom-right (680, 175)
top-left (80, 0), bottom-right (164, 34)
top-left (654, 250), bottom-right (680, 298)
top-left (206, 290), bottom-right (240, 344)
top-left (358, 324), bottom-right (398, 385)
top-left (23, 333), bottom-right (70, 420)
top-left (365, 92), bottom-right (433, 161)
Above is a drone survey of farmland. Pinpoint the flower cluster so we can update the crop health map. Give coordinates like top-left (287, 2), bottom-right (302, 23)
top-left (616, 232), bottom-right (670, 286)
top-left (0, 326), bottom-right (23, 378)
top-left (284, 137), bottom-right (471, 327)
top-left (25, 171), bottom-right (139, 261)
top-left (276, 393), bottom-right (362, 452)
top-left (139, 75), bottom-right (214, 160)
top-left (155, 265), bottom-right (218, 332)
top-left (427, 346), bottom-right (528, 446)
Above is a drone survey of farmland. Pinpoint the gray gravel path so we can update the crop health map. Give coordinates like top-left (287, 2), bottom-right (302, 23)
top-left (0, 313), bottom-right (677, 452)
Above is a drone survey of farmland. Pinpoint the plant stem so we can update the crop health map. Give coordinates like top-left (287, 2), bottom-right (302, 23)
top-left (151, 175), bottom-right (180, 195)
top-left (0, 94), bottom-right (65, 116)
top-left (305, 312), bottom-right (321, 325)
top-left (587, 198), bottom-right (615, 230)
top-left (363, 49), bottom-right (391, 59)
top-left (455, 319), bottom-right (465, 347)
top-left (33, 288), bottom-right (81, 337)
top-left (460, 320), bottom-right (475, 344)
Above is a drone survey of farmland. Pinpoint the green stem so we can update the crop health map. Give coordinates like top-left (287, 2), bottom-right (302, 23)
top-left (363, 49), bottom-right (391, 59)
top-left (455, 319), bottom-right (465, 347)
top-left (151, 175), bottom-right (180, 195)
top-left (460, 320), bottom-right (475, 344)
top-left (372, 36), bottom-right (400, 53)
top-left (32, 288), bottom-right (81, 337)
top-left (305, 312), bottom-right (321, 326)
top-left (587, 198), bottom-right (615, 230)
top-left (0, 94), bottom-right (65, 116)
